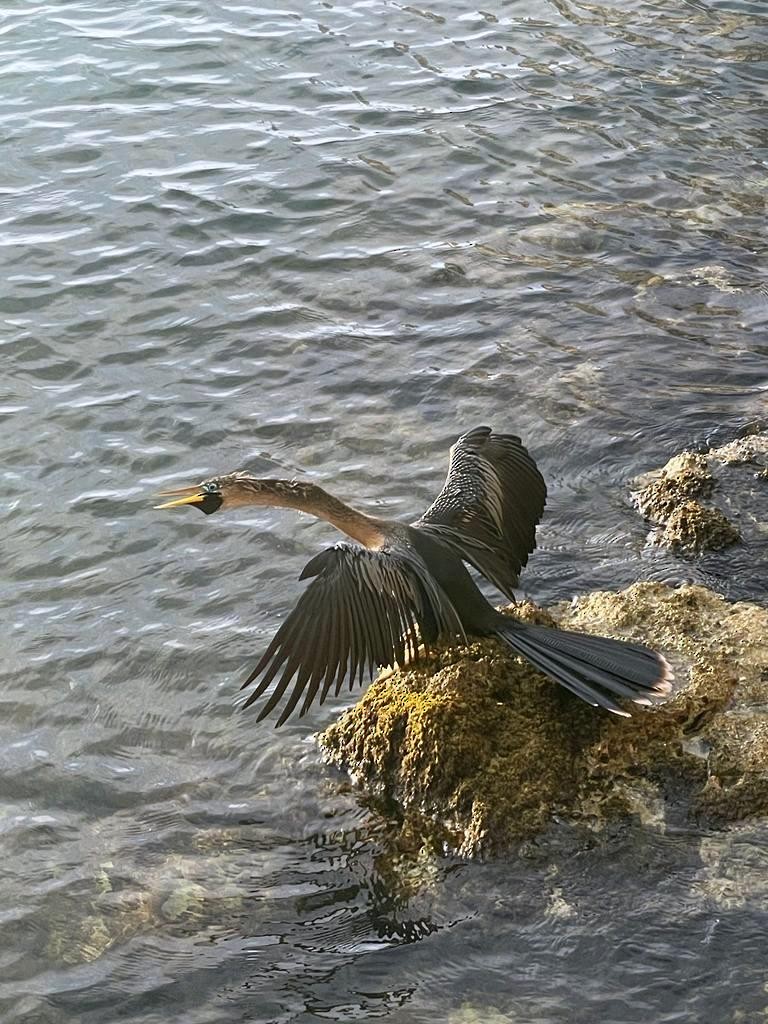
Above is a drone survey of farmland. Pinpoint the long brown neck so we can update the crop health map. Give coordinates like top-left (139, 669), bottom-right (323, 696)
top-left (231, 477), bottom-right (389, 549)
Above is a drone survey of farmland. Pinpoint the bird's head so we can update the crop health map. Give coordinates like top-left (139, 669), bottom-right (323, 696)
top-left (154, 472), bottom-right (277, 516)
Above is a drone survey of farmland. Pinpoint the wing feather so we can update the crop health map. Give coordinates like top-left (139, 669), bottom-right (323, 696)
top-left (355, 563), bottom-right (384, 679)
top-left (413, 425), bottom-right (546, 599)
top-left (319, 571), bottom-right (348, 706)
top-left (298, 591), bottom-right (336, 718)
top-left (241, 541), bottom-right (463, 724)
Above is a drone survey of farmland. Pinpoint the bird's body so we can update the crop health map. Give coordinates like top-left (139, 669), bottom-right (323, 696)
top-left (405, 525), bottom-right (502, 633)
top-left (156, 426), bottom-right (672, 724)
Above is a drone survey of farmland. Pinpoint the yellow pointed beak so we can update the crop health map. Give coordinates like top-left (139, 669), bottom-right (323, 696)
top-left (154, 485), bottom-right (206, 510)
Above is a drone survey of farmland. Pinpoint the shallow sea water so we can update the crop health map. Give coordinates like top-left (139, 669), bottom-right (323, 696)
top-left (3, 0), bottom-right (768, 1021)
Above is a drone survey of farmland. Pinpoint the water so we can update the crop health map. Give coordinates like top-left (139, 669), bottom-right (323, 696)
top-left (3, 0), bottom-right (768, 1020)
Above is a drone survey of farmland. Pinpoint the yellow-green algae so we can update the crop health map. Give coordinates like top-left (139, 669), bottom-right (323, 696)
top-left (319, 583), bottom-right (768, 859)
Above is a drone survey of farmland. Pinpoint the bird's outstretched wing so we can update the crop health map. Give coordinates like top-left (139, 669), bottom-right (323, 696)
top-left (241, 541), bottom-right (464, 725)
top-left (413, 425), bottom-right (546, 600)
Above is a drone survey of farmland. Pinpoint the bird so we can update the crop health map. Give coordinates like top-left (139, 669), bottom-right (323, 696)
top-left (155, 425), bottom-right (673, 726)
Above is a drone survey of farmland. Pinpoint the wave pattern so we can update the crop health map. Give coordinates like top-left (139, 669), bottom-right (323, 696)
top-left (2, 0), bottom-right (767, 1020)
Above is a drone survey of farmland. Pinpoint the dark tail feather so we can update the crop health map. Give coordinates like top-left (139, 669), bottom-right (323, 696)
top-left (495, 619), bottom-right (674, 717)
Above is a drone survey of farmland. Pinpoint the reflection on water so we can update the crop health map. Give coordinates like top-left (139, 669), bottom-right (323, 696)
top-left (2, 0), bottom-right (767, 1020)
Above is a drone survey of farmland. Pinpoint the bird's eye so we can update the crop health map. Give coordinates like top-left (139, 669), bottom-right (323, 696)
top-left (203, 481), bottom-right (220, 494)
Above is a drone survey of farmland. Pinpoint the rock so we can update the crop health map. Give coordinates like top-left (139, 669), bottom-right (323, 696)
top-left (44, 844), bottom-right (246, 965)
top-left (634, 452), bottom-right (714, 522)
top-left (448, 1006), bottom-right (514, 1024)
top-left (698, 826), bottom-right (768, 910)
top-left (658, 499), bottom-right (740, 554)
top-left (632, 451), bottom-right (736, 553)
top-left (159, 881), bottom-right (206, 922)
top-left (631, 432), bottom-right (768, 553)
top-left (710, 433), bottom-right (768, 467)
top-left (319, 583), bottom-right (768, 859)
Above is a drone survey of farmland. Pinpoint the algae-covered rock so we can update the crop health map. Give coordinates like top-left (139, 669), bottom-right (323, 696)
top-left (319, 583), bottom-right (768, 858)
top-left (633, 451), bottom-right (738, 553)
top-left (635, 452), bottom-right (714, 522)
top-left (159, 880), bottom-right (207, 922)
top-left (633, 432), bottom-right (768, 554)
top-left (657, 500), bottom-right (740, 553)
top-left (46, 891), bottom-right (154, 965)
top-left (710, 432), bottom-right (768, 467)
top-left (448, 1005), bottom-right (514, 1024)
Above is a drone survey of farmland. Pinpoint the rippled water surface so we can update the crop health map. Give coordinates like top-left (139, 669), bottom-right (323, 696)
top-left (3, 0), bottom-right (768, 1021)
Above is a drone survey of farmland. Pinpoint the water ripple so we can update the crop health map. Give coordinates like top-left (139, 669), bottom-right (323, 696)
top-left (2, 0), bottom-right (768, 1020)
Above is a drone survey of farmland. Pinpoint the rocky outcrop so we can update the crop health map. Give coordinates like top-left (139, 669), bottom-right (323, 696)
top-left (320, 583), bottom-right (768, 859)
top-left (632, 431), bottom-right (767, 553)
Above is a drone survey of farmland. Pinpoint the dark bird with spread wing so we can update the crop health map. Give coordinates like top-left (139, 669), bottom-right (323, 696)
top-left (156, 426), bottom-right (672, 725)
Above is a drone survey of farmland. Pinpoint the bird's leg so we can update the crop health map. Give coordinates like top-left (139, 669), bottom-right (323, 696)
top-left (375, 643), bottom-right (426, 683)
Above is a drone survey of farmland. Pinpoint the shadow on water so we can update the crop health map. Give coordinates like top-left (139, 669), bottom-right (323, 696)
top-left (2, 0), bottom-right (768, 1019)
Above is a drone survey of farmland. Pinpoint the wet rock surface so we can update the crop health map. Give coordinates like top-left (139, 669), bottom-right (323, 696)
top-left (634, 451), bottom-right (715, 522)
top-left (319, 583), bottom-right (768, 859)
top-left (658, 500), bottom-right (741, 554)
top-left (632, 431), bottom-right (767, 554)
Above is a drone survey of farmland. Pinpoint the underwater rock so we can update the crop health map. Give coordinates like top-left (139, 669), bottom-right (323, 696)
top-left (697, 824), bottom-right (768, 911)
top-left (44, 847), bottom-right (246, 966)
top-left (46, 891), bottom-right (154, 965)
top-left (159, 880), bottom-right (207, 922)
top-left (319, 583), bottom-right (768, 859)
top-left (448, 1005), bottom-right (514, 1024)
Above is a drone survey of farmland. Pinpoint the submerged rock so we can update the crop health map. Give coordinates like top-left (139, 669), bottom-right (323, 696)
top-left (44, 847), bottom-right (246, 966)
top-left (319, 583), bottom-right (768, 859)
